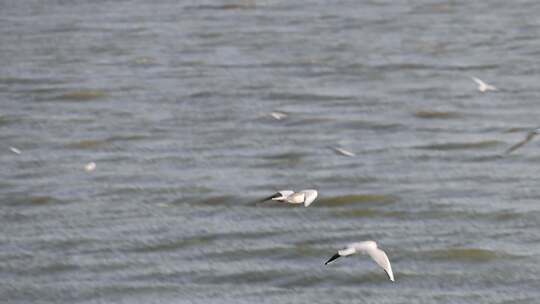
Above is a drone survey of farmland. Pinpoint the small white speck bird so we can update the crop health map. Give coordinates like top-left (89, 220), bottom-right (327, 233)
top-left (84, 162), bottom-right (96, 172)
top-left (471, 76), bottom-right (497, 92)
top-left (505, 127), bottom-right (540, 155)
top-left (261, 189), bottom-right (318, 207)
top-left (270, 111), bottom-right (288, 120)
top-left (329, 146), bottom-right (355, 157)
top-left (9, 146), bottom-right (21, 155)
top-left (325, 241), bottom-right (395, 282)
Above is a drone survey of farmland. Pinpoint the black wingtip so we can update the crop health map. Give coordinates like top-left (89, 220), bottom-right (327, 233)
top-left (259, 193), bottom-right (280, 203)
top-left (324, 253), bottom-right (341, 265)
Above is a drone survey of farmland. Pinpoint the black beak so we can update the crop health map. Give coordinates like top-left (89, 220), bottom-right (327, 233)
top-left (260, 193), bottom-right (280, 202)
top-left (324, 253), bottom-right (341, 265)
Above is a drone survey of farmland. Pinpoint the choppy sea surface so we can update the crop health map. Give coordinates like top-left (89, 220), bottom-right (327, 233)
top-left (2, 1), bottom-right (540, 303)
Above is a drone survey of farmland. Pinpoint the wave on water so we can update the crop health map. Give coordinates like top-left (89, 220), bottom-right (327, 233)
top-left (58, 90), bottom-right (107, 101)
top-left (183, 4), bottom-right (256, 11)
top-left (0, 115), bottom-right (13, 127)
top-left (319, 194), bottom-right (398, 206)
top-left (257, 152), bottom-right (306, 166)
top-left (265, 92), bottom-right (354, 102)
top-left (65, 139), bottom-right (109, 149)
top-left (367, 63), bottom-right (499, 72)
top-left (190, 195), bottom-right (237, 206)
top-left (415, 140), bottom-right (501, 151)
top-left (65, 135), bottom-right (156, 149)
top-left (335, 119), bottom-right (404, 131)
top-left (0, 77), bottom-right (63, 85)
top-left (414, 110), bottom-right (461, 119)
top-left (261, 152), bottom-right (306, 161)
top-left (331, 209), bottom-right (401, 218)
top-left (132, 235), bottom-right (219, 253)
top-left (7, 195), bottom-right (64, 206)
top-left (424, 248), bottom-right (514, 262)
top-left (283, 117), bottom-right (335, 127)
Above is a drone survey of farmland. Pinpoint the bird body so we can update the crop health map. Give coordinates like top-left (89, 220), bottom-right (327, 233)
top-left (261, 189), bottom-right (318, 207)
top-left (471, 76), bottom-right (497, 92)
top-left (325, 241), bottom-right (395, 282)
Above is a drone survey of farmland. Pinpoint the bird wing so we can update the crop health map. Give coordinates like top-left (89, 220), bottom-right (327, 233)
top-left (365, 247), bottom-right (395, 282)
top-left (299, 189), bottom-right (318, 207)
top-left (260, 192), bottom-right (281, 202)
top-left (505, 132), bottom-right (536, 155)
top-left (270, 111), bottom-right (288, 120)
top-left (330, 146), bottom-right (355, 157)
top-left (485, 84), bottom-right (497, 91)
top-left (471, 77), bottom-right (485, 86)
top-left (278, 190), bottom-right (294, 198)
top-left (260, 190), bottom-right (293, 202)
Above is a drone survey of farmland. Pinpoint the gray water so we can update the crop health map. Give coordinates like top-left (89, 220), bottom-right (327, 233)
top-left (1, 1), bottom-right (540, 303)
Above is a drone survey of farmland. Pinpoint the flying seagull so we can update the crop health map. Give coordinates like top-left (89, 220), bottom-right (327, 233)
top-left (471, 76), bottom-right (497, 92)
top-left (505, 127), bottom-right (540, 155)
top-left (9, 146), bottom-right (21, 155)
top-left (325, 241), bottom-right (395, 282)
top-left (270, 111), bottom-right (288, 120)
top-left (261, 189), bottom-right (318, 207)
top-left (329, 146), bottom-right (356, 157)
top-left (84, 162), bottom-right (96, 172)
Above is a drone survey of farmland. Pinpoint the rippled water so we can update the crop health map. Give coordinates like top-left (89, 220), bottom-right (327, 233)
top-left (2, 1), bottom-right (540, 303)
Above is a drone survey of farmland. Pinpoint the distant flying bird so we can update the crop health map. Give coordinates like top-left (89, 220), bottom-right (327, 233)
top-left (471, 76), bottom-right (497, 92)
top-left (270, 111), bottom-right (288, 120)
top-left (84, 162), bottom-right (96, 172)
top-left (505, 127), bottom-right (540, 155)
top-left (261, 189), bottom-right (318, 207)
top-left (325, 241), bottom-right (395, 282)
top-left (9, 146), bottom-right (21, 154)
top-left (329, 146), bottom-right (356, 157)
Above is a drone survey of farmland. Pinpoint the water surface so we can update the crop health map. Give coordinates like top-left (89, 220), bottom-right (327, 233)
top-left (1, 1), bottom-right (540, 303)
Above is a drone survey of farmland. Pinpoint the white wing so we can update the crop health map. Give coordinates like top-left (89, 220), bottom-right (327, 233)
top-left (9, 147), bottom-right (21, 154)
top-left (299, 189), bottom-right (318, 207)
top-left (270, 111), bottom-right (288, 120)
top-left (285, 192), bottom-right (305, 204)
top-left (278, 190), bottom-right (294, 198)
top-left (331, 146), bottom-right (355, 157)
top-left (471, 76), bottom-right (486, 86)
top-left (365, 247), bottom-right (395, 282)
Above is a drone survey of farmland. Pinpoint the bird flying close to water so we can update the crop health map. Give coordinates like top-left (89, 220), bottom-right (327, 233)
top-left (270, 111), bottom-right (288, 120)
top-left (505, 127), bottom-right (540, 155)
top-left (325, 241), bottom-right (395, 282)
top-left (261, 189), bottom-right (318, 207)
top-left (471, 76), bottom-right (497, 92)
top-left (9, 146), bottom-right (21, 154)
top-left (329, 146), bottom-right (356, 157)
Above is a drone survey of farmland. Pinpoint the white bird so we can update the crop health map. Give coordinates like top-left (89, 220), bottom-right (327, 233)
top-left (270, 111), bottom-right (288, 120)
top-left (505, 127), bottom-right (540, 155)
top-left (325, 241), bottom-right (395, 282)
top-left (261, 189), bottom-right (318, 207)
top-left (471, 76), bottom-right (497, 92)
top-left (9, 146), bottom-right (21, 154)
top-left (84, 162), bottom-right (96, 172)
top-left (329, 146), bottom-right (355, 157)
